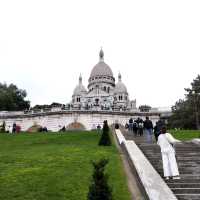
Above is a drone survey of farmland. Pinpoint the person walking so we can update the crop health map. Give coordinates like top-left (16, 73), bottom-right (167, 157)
top-left (132, 121), bottom-right (138, 136)
top-left (157, 127), bottom-right (181, 180)
top-left (154, 119), bottom-right (165, 141)
top-left (143, 117), bottom-right (153, 143)
top-left (136, 117), bottom-right (143, 136)
top-left (128, 118), bottom-right (133, 132)
top-left (138, 121), bottom-right (144, 136)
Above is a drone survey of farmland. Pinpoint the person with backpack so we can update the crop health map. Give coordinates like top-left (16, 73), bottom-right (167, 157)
top-left (138, 120), bottom-right (144, 136)
top-left (143, 116), bottom-right (153, 143)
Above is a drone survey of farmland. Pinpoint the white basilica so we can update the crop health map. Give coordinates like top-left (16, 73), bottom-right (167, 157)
top-left (70, 49), bottom-right (137, 111)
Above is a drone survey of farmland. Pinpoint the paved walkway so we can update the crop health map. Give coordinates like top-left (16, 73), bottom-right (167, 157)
top-left (122, 130), bottom-right (200, 200)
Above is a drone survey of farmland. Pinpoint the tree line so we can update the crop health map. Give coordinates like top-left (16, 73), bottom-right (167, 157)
top-left (0, 82), bottom-right (65, 111)
top-left (168, 75), bottom-right (200, 129)
top-left (0, 83), bottom-right (30, 111)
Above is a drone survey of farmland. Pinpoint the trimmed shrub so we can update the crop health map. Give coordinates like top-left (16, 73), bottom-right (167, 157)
top-left (88, 158), bottom-right (112, 200)
top-left (98, 120), bottom-right (111, 146)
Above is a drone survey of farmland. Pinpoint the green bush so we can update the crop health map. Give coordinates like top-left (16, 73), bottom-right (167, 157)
top-left (98, 120), bottom-right (111, 146)
top-left (88, 158), bottom-right (112, 200)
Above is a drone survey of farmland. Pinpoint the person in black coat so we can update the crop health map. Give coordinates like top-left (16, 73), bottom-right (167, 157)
top-left (143, 117), bottom-right (153, 143)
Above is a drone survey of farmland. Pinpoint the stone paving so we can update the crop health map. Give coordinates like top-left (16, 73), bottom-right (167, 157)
top-left (122, 130), bottom-right (200, 200)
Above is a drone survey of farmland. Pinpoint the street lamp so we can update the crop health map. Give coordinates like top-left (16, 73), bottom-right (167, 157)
top-left (192, 91), bottom-right (200, 130)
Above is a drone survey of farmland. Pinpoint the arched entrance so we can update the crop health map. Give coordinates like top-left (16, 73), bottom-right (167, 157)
top-left (66, 122), bottom-right (86, 131)
top-left (27, 124), bottom-right (42, 132)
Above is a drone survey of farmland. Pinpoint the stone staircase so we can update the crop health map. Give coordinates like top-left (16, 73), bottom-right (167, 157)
top-left (122, 130), bottom-right (200, 200)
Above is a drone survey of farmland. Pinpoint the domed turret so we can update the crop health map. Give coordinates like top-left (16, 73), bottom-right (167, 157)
top-left (113, 73), bottom-right (129, 111)
top-left (73, 74), bottom-right (87, 96)
top-left (114, 73), bottom-right (127, 94)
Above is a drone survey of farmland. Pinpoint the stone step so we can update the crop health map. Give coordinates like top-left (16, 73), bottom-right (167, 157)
top-left (176, 194), bottom-right (200, 200)
top-left (121, 130), bottom-right (200, 200)
top-left (171, 188), bottom-right (200, 194)
top-left (169, 184), bottom-right (200, 188)
top-left (166, 179), bottom-right (200, 184)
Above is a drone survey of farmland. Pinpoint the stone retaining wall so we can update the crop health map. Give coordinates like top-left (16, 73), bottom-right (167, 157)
top-left (0, 111), bottom-right (160, 131)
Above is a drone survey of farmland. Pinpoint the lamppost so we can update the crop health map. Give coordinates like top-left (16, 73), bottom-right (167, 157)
top-left (192, 91), bottom-right (200, 130)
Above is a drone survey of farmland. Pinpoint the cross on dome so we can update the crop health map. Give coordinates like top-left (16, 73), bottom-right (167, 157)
top-left (99, 47), bottom-right (104, 62)
top-left (79, 74), bottom-right (82, 84)
top-left (118, 72), bottom-right (122, 82)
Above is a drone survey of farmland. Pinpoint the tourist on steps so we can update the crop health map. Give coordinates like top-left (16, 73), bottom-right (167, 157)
top-left (144, 117), bottom-right (153, 143)
top-left (157, 127), bottom-right (181, 180)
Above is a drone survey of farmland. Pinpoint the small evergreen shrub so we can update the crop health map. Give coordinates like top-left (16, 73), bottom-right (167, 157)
top-left (98, 120), bottom-right (111, 146)
top-left (87, 158), bottom-right (112, 200)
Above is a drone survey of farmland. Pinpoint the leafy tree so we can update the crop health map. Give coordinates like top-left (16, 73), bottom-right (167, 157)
top-left (0, 83), bottom-right (30, 111)
top-left (168, 75), bottom-right (200, 129)
top-left (98, 120), bottom-right (111, 146)
top-left (87, 159), bottom-right (112, 200)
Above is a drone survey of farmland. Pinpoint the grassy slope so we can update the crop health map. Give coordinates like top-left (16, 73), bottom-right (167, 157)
top-left (0, 132), bottom-right (130, 200)
top-left (170, 130), bottom-right (200, 141)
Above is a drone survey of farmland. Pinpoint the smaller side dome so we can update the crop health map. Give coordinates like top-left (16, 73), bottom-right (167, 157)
top-left (114, 73), bottom-right (127, 94)
top-left (73, 75), bottom-right (87, 96)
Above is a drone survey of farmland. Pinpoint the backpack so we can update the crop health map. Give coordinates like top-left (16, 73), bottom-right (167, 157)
top-left (138, 122), bottom-right (143, 128)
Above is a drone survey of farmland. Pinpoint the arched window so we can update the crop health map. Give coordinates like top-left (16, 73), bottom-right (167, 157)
top-left (104, 86), bottom-right (106, 91)
top-left (118, 96), bottom-right (123, 101)
top-left (77, 97), bottom-right (80, 102)
top-left (107, 87), bottom-right (110, 93)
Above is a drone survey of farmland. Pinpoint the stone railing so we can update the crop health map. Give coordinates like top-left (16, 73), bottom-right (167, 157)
top-left (114, 129), bottom-right (177, 200)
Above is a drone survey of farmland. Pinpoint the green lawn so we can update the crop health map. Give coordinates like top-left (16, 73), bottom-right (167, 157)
top-left (170, 129), bottom-right (200, 141)
top-left (0, 131), bottom-right (130, 200)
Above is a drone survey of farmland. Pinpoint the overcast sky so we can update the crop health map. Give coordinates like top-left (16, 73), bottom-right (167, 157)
top-left (0, 0), bottom-right (200, 108)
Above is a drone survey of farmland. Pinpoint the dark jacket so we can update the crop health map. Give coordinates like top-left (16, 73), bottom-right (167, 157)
top-left (144, 119), bottom-right (153, 129)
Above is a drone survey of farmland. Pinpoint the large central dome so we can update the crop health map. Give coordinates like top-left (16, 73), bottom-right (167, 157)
top-left (90, 62), bottom-right (113, 78)
top-left (89, 49), bottom-right (113, 78)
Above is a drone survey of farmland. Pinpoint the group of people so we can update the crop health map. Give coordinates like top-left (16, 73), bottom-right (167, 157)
top-left (126, 117), bottom-right (155, 141)
top-left (126, 117), bottom-right (168, 143)
top-left (5, 123), bottom-right (21, 133)
top-left (125, 117), bottom-right (181, 180)
top-left (125, 117), bottom-right (145, 136)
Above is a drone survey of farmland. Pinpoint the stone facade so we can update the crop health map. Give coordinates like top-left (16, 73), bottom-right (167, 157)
top-left (70, 49), bottom-right (136, 111)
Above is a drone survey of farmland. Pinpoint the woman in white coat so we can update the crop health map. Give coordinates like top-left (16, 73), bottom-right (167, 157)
top-left (157, 127), bottom-right (181, 180)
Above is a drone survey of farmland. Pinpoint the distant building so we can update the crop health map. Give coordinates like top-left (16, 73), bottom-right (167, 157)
top-left (0, 49), bottom-right (172, 131)
top-left (70, 49), bottom-right (137, 111)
